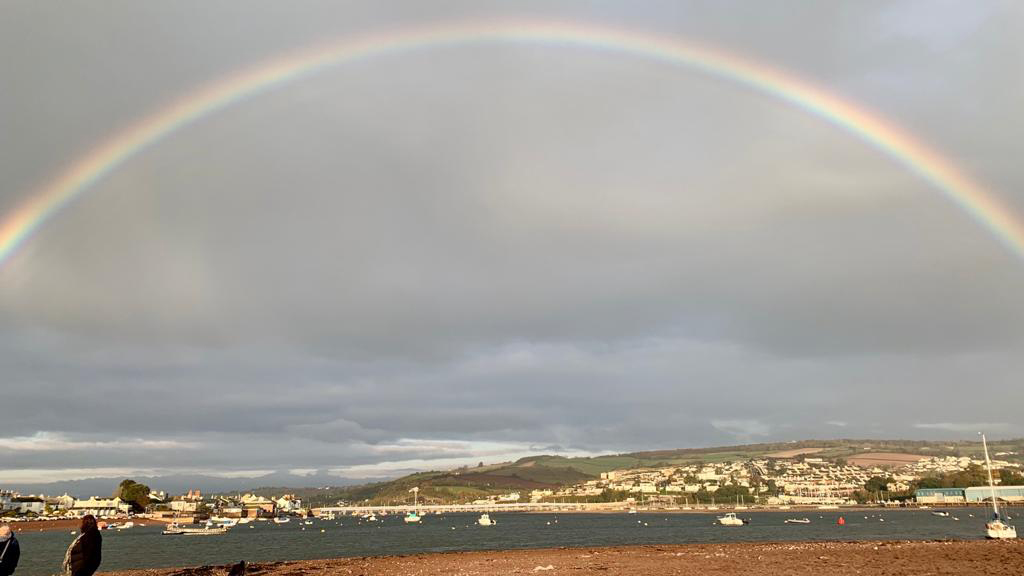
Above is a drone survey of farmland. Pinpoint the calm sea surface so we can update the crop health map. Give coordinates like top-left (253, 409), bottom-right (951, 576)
top-left (11, 509), bottom-right (1003, 576)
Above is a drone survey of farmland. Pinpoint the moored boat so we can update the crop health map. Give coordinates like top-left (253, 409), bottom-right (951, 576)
top-left (717, 512), bottom-right (746, 526)
top-left (162, 524), bottom-right (185, 535)
top-left (981, 433), bottom-right (1017, 539)
top-left (405, 487), bottom-right (422, 523)
top-left (785, 518), bottom-right (811, 524)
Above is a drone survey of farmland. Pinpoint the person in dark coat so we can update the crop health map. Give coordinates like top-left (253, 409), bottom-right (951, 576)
top-left (63, 516), bottom-right (101, 576)
top-left (0, 525), bottom-right (19, 576)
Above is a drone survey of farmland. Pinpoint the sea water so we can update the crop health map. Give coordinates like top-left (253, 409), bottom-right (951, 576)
top-left (11, 509), bottom-right (994, 576)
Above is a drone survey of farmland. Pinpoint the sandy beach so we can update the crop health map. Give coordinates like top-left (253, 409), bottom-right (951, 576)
top-left (103, 540), bottom-right (1024, 576)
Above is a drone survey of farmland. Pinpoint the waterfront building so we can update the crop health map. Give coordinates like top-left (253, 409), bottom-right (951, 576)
top-left (72, 496), bottom-right (131, 516)
top-left (964, 485), bottom-right (1024, 503)
top-left (241, 494), bottom-right (276, 516)
top-left (0, 490), bottom-right (14, 511)
top-left (914, 488), bottom-right (966, 503)
top-left (11, 496), bottom-right (45, 514)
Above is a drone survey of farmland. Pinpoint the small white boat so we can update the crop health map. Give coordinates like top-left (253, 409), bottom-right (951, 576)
top-left (785, 518), bottom-right (811, 524)
top-left (981, 433), bottom-right (1017, 539)
top-left (477, 514), bottom-right (495, 526)
top-left (273, 517), bottom-right (290, 524)
top-left (931, 511), bottom-right (950, 517)
top-left (162, 524), bottom-right (185, 535)
top-left (627, 507), bottom-right (637, 514)
top-left (404, 512), bottom-right (421, 524)
top-left (181, 525), bottom-right (229, 535)
top-left (717, 512), bottom-right (746, 526)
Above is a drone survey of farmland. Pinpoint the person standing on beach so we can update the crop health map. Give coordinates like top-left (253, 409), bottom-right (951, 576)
top-left (63, 516), bottom-right (101, 576)
top-left (0, 525), bottom-right (20, 576)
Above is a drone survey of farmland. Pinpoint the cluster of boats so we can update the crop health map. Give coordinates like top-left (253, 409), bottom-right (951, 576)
top-left (162, 522), bottom-right (230, 536)
top-left (161, 508), bottom-right (497, 535)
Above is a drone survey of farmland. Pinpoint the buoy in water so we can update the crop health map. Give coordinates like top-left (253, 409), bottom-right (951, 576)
top-left (837, 516), bottom-right (846, 526)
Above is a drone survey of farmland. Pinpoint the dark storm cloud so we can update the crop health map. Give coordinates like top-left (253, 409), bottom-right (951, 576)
top-left (2, 1), bottom-right (1023, 482)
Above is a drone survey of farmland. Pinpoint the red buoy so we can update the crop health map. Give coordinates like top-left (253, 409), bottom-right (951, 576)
top-left (837, 516), bottom-right (846, 525)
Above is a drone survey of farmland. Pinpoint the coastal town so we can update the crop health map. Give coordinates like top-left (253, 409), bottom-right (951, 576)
top-left (3, 452), bottom-right (1022, 526)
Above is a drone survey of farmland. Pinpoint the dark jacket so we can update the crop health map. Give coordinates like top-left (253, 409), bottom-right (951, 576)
top-left (68, 529), bottom-right (101, 576)
top-left (0, 535), bottom-right (19, 576)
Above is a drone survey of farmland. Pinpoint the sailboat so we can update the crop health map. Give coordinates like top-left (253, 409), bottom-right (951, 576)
top-left (980, 433), bottom-right (1017, 539)
top-left (404, 487), bottom-right (422, 524)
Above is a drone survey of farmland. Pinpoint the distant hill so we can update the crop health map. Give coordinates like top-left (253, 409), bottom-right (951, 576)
top-left (7, 470), bottom-right (385, 499)
top-left (9, 438), bottom-right (1022, 502)
top-left (304, 438), bottom-right (1024, 507)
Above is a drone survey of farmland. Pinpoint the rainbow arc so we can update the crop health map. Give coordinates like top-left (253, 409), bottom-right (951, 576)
top-left (2, 20), bottom-right (1021, 269)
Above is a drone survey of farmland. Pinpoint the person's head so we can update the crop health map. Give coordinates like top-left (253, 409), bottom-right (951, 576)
top-left (80, 515), bottom-right (98, 533)
top-left (0, 524), bottom-right (11, 542)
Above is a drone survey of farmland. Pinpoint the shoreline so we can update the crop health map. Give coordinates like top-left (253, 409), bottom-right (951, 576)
top-left (9, 503), bottom-right (1018, 532)
top-left (4, 517), bottom-right (172, 533)
top-left (101, 540), bottom-right (1024, 576)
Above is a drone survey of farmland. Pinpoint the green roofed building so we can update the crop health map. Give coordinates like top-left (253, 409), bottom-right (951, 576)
top-left (915, 488), bottom-right (965, 503)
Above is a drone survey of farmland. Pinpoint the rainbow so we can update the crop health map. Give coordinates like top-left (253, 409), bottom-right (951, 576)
top-left (2, 19), bottom-right (1022, 270)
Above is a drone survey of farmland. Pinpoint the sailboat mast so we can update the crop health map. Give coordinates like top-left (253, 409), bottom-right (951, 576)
top-left (981, 433), bottom-right (1000, 518)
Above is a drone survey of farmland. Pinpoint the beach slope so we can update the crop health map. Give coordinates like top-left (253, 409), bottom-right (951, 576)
top-left (105, 540), bottom-right (1023, 576)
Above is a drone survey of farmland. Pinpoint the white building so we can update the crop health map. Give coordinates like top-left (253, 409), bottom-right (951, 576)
top-left (11, 497), bottom-right (45, 515)
top-left (72, 497), bottom-right (131, 516)
top-left (275, 495), bottom-right (302, 512)
top-left (0, 490), bottom-right (14, 511)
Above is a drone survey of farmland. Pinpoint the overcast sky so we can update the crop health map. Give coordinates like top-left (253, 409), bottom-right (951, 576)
top-left (2, 1), bottom-right (1023, 486)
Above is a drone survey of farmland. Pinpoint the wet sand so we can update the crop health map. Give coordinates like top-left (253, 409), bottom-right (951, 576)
top-left (104, 540), bottom-right (1024, 576)
top-left (5, 518), bottom-right (86, 533)
top-left (4, 517), bottom-right (167, 533)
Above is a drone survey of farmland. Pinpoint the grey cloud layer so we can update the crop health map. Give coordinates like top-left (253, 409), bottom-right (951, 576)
top-left (2, 1), bottom-right (1023, 482)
